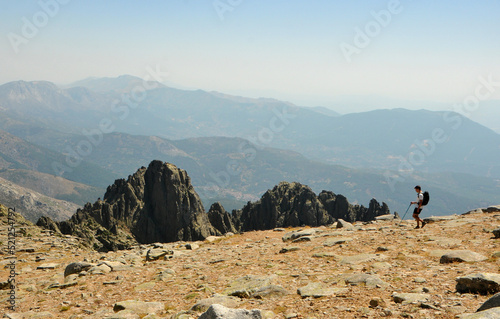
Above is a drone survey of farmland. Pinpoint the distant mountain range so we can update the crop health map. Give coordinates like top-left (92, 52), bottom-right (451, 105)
top-left (2, 77), bottom-right (498, 178)
top-left (0, 76), bottom-right (499, 220)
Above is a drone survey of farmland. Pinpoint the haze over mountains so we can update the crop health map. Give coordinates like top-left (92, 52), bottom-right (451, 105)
top-left (0, 75), bottom-right (499, 220)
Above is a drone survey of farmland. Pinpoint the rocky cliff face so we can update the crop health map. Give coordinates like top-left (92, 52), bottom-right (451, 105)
top-left (232, 182), bottom-right (389, 232)
top-left (37, 161), bottom-right (227, 251)
top-left (133, 160), bottom-right (215, 243)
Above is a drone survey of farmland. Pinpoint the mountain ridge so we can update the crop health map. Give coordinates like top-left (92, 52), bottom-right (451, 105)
top-left (1, 78), bottom-right (497, 180)
top-left (0, 175), bottom-right (77, 222)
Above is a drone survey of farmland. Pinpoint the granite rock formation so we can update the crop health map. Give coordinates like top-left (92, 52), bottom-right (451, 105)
top-left (232, 182), bottom-right (389, 232)
top-left (37, 163), bottom-right (389, 251)
top-left (37, 161), bottom-right (222, 251)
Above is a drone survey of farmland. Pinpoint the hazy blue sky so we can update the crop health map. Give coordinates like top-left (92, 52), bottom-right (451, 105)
top-left (1, 0), bottom-right (499, 112)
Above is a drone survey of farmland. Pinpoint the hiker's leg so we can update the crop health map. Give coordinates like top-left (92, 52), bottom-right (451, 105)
top-left (413, 208), bottom-right (421, 227)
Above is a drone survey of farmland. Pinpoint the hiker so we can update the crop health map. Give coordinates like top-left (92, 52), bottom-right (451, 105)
top-left (411, 185), bottom-right (426, 229)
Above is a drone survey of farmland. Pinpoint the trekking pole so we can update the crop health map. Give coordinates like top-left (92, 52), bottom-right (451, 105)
top-left (398, 203), bottom-right (412, 226)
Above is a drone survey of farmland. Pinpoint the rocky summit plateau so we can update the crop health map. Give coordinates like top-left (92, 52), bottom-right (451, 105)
top-left (1, 201), bottom-right (500, 318)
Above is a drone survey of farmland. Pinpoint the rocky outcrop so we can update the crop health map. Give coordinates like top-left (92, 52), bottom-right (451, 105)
top-left (132, 160), bottom-right (215, 243)
top-left (36, 164), bottom-right (390, 251)
top-left (207, 202), bottom-right (237, 235)
top-left (37, 161), bottom-right (220, 251)
top-left (232, 182), bottom-right (332, 231)
top-left (232, 182), bottom-right (389, 232)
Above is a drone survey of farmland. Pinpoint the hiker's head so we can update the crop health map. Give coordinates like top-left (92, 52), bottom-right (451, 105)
top-left (414, 185), bottom-right (421, 192)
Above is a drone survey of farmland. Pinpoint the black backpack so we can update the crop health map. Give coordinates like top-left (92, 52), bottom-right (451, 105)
top-left (422, 191), bottom-right (430, 206)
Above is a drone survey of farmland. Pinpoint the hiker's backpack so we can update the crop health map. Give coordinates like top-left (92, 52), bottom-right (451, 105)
top-left (422, 191), bottom-right (430, 206)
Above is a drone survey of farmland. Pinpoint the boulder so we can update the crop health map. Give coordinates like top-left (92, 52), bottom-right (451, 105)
top-left (250, 285), bottom-right (288, 299)
top-left (146, 248), bottom-right (173, 261)
top-left (456, 273), bottom-right (500, 294)
top-left (343, 274), bottom-right (387, 288)
top-left (461, 308), bottom-right (500, 319)
top-left (223, 275), bottom-right (277, 298)
top-left (339, 253), bottom-right (381, 265)
top-left (483, 205), bottom-right (500, 213)
top-left (392, 292), bottom-right (431, 304)
top-left (0, 281), bottom-right (12, 290)
top-left (282, 228), bottom-right (320, 242)
top-left (477, 292), bottom-right (500, 312)
top-left (336, 219), bottom-right (354, 229)
top-left (191, 295), bottom-right (240, 312)
top-left (297, 282), bottom-right (348, 298)
top-left (492, 228), bottom-right (500, 239)
top-left (98, 261), bottom-right (129, 271)
top-left (292, 236), bottom-right (312, 243)
top-left (323, 237), bottom-right (353, 246)
top-left (423, 215), bottom-right (457, 223)
top-left (374, 214), bottom-right (395, 221)
top-left (64, 262), bottom-right (93, 277)
top-left (440, 250), bottom-right (488, 263)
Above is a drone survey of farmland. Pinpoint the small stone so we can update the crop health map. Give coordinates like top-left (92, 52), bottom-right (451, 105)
top-left (36, 263), bottom-right (59, 270)
top-left (279, 247), bottom-right (300, 254)
top-left (369, 297), bottom-right (386, 308)
top-left (185, 243), bottom-right (199, 250)
top-left (198, 304), bottom-right (267, 319)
